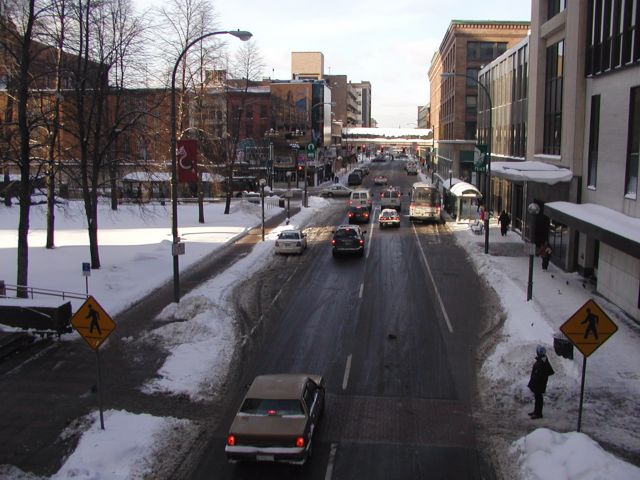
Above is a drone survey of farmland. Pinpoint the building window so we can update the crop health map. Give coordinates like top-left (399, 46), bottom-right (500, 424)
top-left (466, 95), bottom-right (477, 114)
top-left (465, 122), bottom-right (477, 140)
top-left (245, 105), bottom-right (253, 119)
top-left (625, 86), bottom-right (640, 198)
top-left (466, 68), bottom-right (479, 87)
top-left (547, 0), bottom-right (566, 20)
top-left (543, 40), bottom-right (564, 155)
top-left (587, 0), bottom-right (640, 76)
top-left (260, 104), bottom-right (268, 118)
top-left (587, 95), bottom-right (601, 188)
top-left (467, 42), bottom-right (508, 61)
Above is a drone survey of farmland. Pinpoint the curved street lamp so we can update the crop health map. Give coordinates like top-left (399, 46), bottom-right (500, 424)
top-left (442, 71), bottom-right (492, 254)
top-left (171, 29), bottom-right (252, 303)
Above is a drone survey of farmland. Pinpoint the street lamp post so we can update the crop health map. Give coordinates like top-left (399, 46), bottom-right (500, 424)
top-left (170, 29), bottom-right (252, 303)
top-left (448, 169), bottom-right (453, 213)
top-left (259, 178), bottom-right (267, 241)
top-left (305, 101), bottom-right (335, 208)
top-left (286, 171), bottom-right (292, 223)
top-left (442, 71), bottom-right (492, 254)
top-left (527, 202), bottom-right (540, 301)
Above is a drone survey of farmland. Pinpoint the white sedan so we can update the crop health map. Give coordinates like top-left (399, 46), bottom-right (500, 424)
top-left (379, 208), bottom-right (401, 228)
top-left (275, 228), bottom-right (307, 255)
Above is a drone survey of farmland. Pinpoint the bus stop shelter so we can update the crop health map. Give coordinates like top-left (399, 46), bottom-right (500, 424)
top-left (444, 180), bottom-right (483, 222)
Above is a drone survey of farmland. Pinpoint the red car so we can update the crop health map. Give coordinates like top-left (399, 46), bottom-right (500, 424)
top-left (374, 175), bottom-right (388, 185)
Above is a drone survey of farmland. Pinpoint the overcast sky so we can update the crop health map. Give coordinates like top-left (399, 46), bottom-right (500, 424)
top-left (135, 0), bottom-right (531, 128)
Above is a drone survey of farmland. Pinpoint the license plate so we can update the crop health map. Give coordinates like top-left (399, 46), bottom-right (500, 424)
top-left (256, 454), bottom-right (275, 462)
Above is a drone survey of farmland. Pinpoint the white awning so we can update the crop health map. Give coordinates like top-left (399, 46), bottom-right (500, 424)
top-left (492, 161), bottom-right (573, 185)
top-left (122, 172), bottom-right (170, 182)
top-left (450, 181), bottom-right (482, 198)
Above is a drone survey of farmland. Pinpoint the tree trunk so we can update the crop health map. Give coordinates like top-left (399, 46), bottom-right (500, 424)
top-left (16, 181), bottom-right (30, 298)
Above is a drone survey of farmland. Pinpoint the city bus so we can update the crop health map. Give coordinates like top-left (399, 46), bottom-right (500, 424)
top-left (409, 182), bottom-right (443, 223)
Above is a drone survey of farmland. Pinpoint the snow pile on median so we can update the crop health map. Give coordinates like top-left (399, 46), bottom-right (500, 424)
top-left (510, 428), bottom-right (640, 480)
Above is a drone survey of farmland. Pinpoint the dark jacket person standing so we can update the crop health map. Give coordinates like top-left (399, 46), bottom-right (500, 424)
top-left (528, 346), bottom-right (554, 419)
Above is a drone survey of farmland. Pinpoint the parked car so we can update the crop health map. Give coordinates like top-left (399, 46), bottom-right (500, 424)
top-left (380, 187), bottom-right (402, 211)
top-left (372, 155), bottom-right (385, 162)
top-left (349, 189), bottom-right (372, 210)
top-left (348, 205), bottom-right (370, 224)
top-left (379, 208), bottom-right (401, 228)
top-left (374, 175), bottom-right (388, 186)
top-left (225, 374), bottom-right (325, 465)
top-left (331, 225), bottom-right (366, 257)
top-left (347, 172), bottom-right (362, 186)
top-left (319, 184), bottom-right (353, 197)
top-left (275, 227), bottom-right (307, 255)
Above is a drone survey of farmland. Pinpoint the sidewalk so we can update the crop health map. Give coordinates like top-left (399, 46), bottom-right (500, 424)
top-left (448, 219), bottom-right (640, 472)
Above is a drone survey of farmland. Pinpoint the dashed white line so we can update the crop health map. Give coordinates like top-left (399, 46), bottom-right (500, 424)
top-left (358, 283), bottom-right (364, 299)
top-left (324, 443), bottom-right (338, 480)
top-left (365, 207), bottom-right (377, 258)
top-left (412, 223), bottom-right (454, 334)
top-left (342, 354), bottom-right (352, 390)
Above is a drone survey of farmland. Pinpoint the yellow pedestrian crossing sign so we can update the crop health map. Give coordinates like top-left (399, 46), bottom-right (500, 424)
top-left (71, 296), bottom-right (116, 350)
top-left (560, 299), bottom-right (617, 357)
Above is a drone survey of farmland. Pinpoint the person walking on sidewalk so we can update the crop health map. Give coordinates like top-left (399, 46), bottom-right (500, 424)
top-left (538, 242), bottom-right (552, 270)
top-left (527, 345), bottom-right (555, 419)
top-left (498, 210), bottom-right (511, 236)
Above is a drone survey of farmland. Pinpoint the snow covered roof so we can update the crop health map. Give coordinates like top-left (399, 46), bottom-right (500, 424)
top-left (492, 161), bottom-right (573, 185)
top-left (122, 172), bottom-right (171, 182)
top-left (545, 202), bottom-right (640, 258)
top-left (450, 181), bottom-right (482, 198)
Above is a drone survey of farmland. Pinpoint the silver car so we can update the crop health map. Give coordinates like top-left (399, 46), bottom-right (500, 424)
top-left (319, 184), bottom-right (353, 198)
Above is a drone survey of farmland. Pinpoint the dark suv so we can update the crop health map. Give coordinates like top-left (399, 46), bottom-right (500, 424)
top-left (331, 225), bottom-right (366, 257)
top-left (348, 205), bottom-right (370, 224)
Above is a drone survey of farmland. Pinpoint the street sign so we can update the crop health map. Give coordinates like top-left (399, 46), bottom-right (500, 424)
top-left (82, 262), bottom-right (91, 277)
top-left (71, 296), bottom-right (116, 351)
top-left (560, 299), bottom-right (618, 357)
top-left (474, 145), bottom-right (488, 172)
top-left (306, 143), bottom-right (315, 153)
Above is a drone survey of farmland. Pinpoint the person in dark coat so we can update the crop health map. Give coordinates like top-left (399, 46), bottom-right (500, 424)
top-left (498, 210), bottom-right (511, 236)
top-left (527, 345), bottom-right (555, 419)
top-left (538, 242), bottom-right (553, 270)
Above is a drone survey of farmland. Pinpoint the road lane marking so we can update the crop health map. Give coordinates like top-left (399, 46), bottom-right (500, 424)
top-left (324, 443), bottom-right (338, 480)
top-left (366, 207), bottom-right (377, 258)
top-left (412, 223), bottom-right (454, 334)
top-left (342, 354), bottom-right (352, 390)
top-left (359, 283), bottom-right (364, 299)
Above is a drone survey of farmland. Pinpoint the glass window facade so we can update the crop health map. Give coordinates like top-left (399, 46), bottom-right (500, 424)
top-left (625, 86), bottom-right (640, 197)
top-left (587, 95), bottom-right (601, 188)
top-left (586, 0), bottom-right (640, 76)
top-left (547, 0), bottom-right (566, 20)
top-left (543, 40), bottom-right (564, 155)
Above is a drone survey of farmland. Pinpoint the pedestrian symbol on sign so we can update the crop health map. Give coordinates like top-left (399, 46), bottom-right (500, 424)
top-left (581, 308), bottom-right (599, 340)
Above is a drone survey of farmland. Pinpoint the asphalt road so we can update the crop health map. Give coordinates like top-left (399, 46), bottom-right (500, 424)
top-left (191, 160), bottom-right (497, 479)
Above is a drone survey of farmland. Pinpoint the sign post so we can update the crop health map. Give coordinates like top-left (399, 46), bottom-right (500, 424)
top-left (304, 143), bottom-right (316, 207)
top-left (82, 262), bottom-right (91, 296)
top-left (71, 296), bottom-right (117, 430)
top-left (560, 299), bottom-right (618, 432)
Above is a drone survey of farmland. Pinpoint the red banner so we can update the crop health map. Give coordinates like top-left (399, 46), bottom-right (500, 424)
top-left (177, 139), bottom-right (198, 183)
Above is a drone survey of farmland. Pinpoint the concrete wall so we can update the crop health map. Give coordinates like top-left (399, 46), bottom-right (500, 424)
top-left (598, 244), bottom-right (640, 321)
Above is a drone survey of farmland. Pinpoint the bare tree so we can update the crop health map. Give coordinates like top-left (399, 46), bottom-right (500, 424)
top-left (223, 40), bottom-right (264, 214)
top-left (0, 0), bottom-right (57, 296)
top-left (61, 0), bottom-right (147, 269)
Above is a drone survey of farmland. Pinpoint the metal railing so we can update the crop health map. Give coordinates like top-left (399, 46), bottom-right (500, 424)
top-left (0, 282), bottom-right (87, 301)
